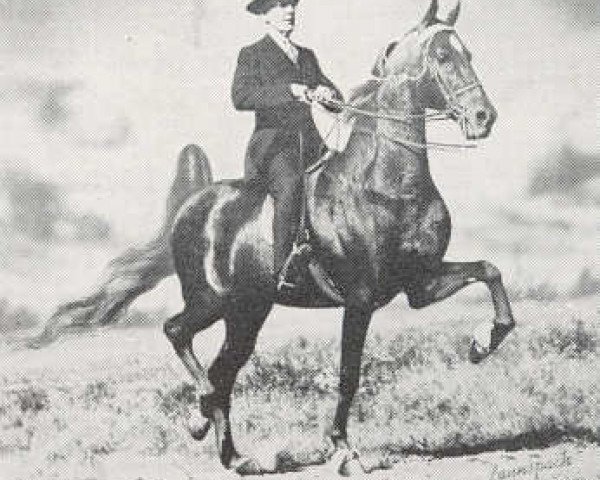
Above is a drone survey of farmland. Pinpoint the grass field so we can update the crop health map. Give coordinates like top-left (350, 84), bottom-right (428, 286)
top-left (0, 295), bottom-right (598, 479)
top-left (0, 151), bottom-right (597, 478)
top-left (0, 147), bottom-right (597, 478)
top-left (0, 1), bottom-right (597, 477)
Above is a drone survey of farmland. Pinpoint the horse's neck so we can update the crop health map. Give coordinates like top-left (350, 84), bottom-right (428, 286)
top-left (349, 81), bottom-right (430, 202)
top-left (321, 80), bottom-right (429, 196)
top-left (375, 116), bottom-right (429, 178)
top-left (376, 80), bottom-right (427, 147)
top-left (366, 80), bottom-right (429, 170)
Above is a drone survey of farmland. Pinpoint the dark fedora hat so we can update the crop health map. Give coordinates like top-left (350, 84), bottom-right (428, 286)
top-left (246, 0), bottom-right (299, 15)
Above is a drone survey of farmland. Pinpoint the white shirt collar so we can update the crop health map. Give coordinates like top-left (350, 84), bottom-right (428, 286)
top-left (267, 26), bottom-right (298, 63)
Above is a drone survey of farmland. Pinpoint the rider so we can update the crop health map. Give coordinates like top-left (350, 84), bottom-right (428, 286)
top-left (232, 0), bottom-right (342, 290)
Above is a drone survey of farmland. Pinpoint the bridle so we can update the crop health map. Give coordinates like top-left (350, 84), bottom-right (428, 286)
top-left (321, 25), bottom-right (483, 150)
top-left (430, 66), bottom-right (482, 143)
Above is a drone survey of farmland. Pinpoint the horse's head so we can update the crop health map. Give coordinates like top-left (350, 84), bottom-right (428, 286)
top-left (372, 0), bottom-right (497, 140)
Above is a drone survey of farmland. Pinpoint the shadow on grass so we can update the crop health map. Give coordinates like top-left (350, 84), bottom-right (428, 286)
top-left (386, 427), bottom-right (599, 460)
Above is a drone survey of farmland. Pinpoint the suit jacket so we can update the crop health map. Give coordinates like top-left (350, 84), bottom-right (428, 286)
top-left (232, 35), bottom-right (341, 182)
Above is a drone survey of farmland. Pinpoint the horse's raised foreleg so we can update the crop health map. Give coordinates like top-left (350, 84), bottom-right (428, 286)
top-left (329, 303), bottom-right (373, 476)
top-left (405, 260), bottom-right (515, 362)
top-left (203, 297), bottom-right (272, 475)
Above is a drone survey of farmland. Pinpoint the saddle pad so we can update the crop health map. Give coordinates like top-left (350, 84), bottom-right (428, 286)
top-left (311, 102), bottom-right (355, 152)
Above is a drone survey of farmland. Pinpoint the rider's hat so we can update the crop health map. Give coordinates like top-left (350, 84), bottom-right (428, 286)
top-left (246, 0), bottom-right (299, 15)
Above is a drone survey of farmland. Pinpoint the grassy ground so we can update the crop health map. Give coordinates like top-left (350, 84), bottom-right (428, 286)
top-left (0, 171), bottom-right (597, 478)
top-left (0, 297), bottom-right (598, 479)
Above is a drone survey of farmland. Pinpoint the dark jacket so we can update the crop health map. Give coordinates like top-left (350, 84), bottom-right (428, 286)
top-left (232, 35), bottom-right (340, 181)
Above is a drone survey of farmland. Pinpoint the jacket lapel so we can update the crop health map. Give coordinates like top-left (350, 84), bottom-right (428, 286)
top-left (261, 35), bottom-right (301, 70)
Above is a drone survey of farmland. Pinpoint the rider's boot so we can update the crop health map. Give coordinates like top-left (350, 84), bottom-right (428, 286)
top-left (276, 241), bottom-right (312, 291)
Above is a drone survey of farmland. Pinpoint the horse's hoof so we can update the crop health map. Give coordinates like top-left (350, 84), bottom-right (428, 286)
top-left (253, 443), bottom-right (296, 473)
top-left (330, 449), bottom-right (365, 477)
top-left (231, 457), bottom-right (263, 476)
top-left (469, 339), bottom-right (488, 364)
top-left (361, 455), bottom-right (393, 474)
top-left (188, 412), bottom-right (211, 441)
top-left (469, 322), bottom-right (515, 364)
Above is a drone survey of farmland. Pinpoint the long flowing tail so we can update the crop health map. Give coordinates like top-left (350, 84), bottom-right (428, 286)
top-left (29, 144), bottom-right (212, 348)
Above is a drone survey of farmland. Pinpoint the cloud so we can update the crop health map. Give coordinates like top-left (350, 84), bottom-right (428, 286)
top-left (543, 0), bottom-right (599, 28)
top-left (529, 144), bottom-right (600, 203)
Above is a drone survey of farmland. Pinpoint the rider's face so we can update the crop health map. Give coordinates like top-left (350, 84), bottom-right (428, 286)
top-left (264, 1), bottom-right (297, 35)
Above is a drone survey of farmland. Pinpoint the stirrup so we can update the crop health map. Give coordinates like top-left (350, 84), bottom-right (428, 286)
top-left (277, 242), bottom-right (312, 291)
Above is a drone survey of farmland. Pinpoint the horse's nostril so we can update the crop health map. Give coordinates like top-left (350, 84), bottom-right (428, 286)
top-left (476, 110), bottom-right (488, 124)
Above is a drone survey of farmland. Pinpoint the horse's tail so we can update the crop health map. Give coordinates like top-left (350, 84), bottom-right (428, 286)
top-left (29, 144), bottom-right (213, 348)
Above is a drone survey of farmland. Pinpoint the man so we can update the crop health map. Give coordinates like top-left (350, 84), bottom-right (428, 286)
top-left (232, 0), bottom-right (341, 290)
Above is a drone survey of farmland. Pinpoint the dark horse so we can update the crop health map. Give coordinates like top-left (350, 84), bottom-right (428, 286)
top-left (162, 0), bottom-right (514, 475)
top-left (32, 0), bottom-right (514, 476)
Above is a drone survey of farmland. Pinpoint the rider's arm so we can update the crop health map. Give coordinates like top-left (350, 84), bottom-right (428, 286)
top-left (307, 49), bottom-right (343, 102)
top-left (232, 46), bottom-right (298, 111)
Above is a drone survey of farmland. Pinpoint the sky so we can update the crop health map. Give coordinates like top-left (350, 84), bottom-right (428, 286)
top-left (0, 0), bottom-right (597, 242)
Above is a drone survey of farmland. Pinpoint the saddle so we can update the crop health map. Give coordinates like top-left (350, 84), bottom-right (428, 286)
top-left (311, 101), bottom-right (355, 153)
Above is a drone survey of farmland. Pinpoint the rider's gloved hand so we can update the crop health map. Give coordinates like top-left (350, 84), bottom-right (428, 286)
top-left (290, 83), bottom-right (311, 103)
top-left (312, 85), bottom-right (336, 104)
top-left (313, 85), bottom-right (342, 112)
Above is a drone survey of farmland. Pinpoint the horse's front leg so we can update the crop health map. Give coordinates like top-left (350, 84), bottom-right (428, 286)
top-left (329, 302), bottom-right (373, 476)
top-left (406, 260), bottom-right (515, 363)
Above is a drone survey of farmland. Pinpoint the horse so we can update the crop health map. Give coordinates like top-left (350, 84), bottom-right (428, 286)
top-left (160, 0), bottom-right (514, 475)
top-left (30, 0), bottom-right (514, 475)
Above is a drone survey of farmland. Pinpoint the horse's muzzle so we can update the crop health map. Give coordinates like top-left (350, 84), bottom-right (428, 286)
top-left (465, 105), bottom-right (497, 140)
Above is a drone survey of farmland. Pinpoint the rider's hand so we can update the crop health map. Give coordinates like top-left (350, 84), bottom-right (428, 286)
top-left (312, 85), bottom-right (336, 104)
top-left (290, 83), bottom-right (310, 103)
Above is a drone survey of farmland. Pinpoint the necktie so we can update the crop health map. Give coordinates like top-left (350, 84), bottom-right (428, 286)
top-left (281, 37), bottom-right (298, 64)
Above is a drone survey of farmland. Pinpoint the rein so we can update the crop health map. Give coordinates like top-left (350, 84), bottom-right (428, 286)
top-left (324, 98), bottom-right (452, 123)
top-left (319, 93), bottom-right (478, 151)
top-left (379, 132), bottom-right (476, 150)
top-left (354, 126), bottom-right (477, 150)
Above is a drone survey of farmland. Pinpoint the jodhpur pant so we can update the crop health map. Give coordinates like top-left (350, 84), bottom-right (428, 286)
top-left (244, 127), bottom-right (322, 274)
top-left (267, 144), bottom-right (304, 274)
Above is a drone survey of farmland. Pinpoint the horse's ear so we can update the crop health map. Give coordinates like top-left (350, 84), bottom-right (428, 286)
top-left (445, 1), bottom-right (461, 26)
top-left (419, 0), bottom-right (439, 29)
top-left (371, 51), bottom-right (386, 77)
top-left (371, 41), bottom-right (398, 77)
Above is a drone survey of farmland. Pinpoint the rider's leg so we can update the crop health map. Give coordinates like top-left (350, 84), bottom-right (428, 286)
top-left (268, 149), bottom-right (305, 286)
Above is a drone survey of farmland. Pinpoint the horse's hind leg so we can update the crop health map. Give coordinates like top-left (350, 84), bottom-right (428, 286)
top-left (203, 297), bottom-right (272, 475)
top-left (164, 295), bottom-right (223, 439)
top-left (406, 260), bottom-right (515, 363)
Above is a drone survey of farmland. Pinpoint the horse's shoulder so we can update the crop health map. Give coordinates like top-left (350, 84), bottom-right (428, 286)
top-left (317, 133), bottom-right (376, 184)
